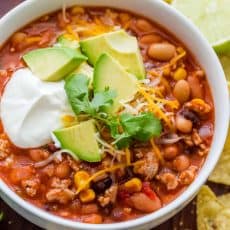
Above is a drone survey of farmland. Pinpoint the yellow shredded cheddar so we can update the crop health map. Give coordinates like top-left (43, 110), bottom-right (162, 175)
top-left (65, 25), bottom-right (79, 41)
top-left (152, 96), bottom-right (179, 109)
top-left (26, 36), bottom-right (41, 44)
top-left (150, 138), bottom-right (164, 164)
top-left (145, 87), bottom-right (164, 98)
top-left (169, 51), bottom-right (186, 67)
top-left (138, 86), bottom-right (173, 129)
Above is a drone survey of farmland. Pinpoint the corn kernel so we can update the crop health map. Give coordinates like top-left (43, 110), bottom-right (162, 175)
top-left (124, 178), bottom-right (142, 192)
top-left (173, 67), bottom-right (187, 81)
top-left (74, 171), bottom-right (90, 189)
top-left (79, 189), bottom-right (96, 203)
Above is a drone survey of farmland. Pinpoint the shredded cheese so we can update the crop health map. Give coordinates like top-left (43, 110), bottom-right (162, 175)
top-left (76, 160), bottom-right (144, 194)
top-left (65, 25), bottom-right (79, 41)
top-left (150, 138), bottom-right (164, 164)
top-left (138, 86), bottom-right (173, 129)
top-left (152, 96), bottom-right (179, 109)
top-left (62, 3), bottom-right (69, 23)
top-left (26, 36), bottom-right (42, 44)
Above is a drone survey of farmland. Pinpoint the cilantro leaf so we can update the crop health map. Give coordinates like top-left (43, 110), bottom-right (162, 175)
top-left (65, 74), bottom-right (91, 115)
top-left (65, 74), bottom-right (116, 117)
top-left (91, 88), bottom-right (117, 114)
top-left (121, 112), bottom-right (162, 141)
top-left (112, 132), bottom-right (132, 149)
top-left (64, 74), bottom-right (162, 150)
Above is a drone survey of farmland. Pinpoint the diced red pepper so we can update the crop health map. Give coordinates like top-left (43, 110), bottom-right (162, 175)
top-left (118, 190), bottom-right (130, 200)
top-left (142, 182), bottom-right (157, 200)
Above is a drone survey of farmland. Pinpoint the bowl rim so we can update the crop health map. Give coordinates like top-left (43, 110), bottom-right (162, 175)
top-left (0, 0), bottom-right (229, 229)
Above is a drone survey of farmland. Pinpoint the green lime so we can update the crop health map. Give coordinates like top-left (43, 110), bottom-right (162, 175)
top-left (219, 54), bottom-right (230, 83)
top-left (172, 0), bottom-right (230, 54)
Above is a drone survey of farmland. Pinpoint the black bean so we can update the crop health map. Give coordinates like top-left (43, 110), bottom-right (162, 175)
top-left (180, 109), bottom-right (200, 126)
top-left (118, 166), bottom-right (134, 184)
top-left (184, 146), bottom-right (199, 155)
top-left (92, 177), bottom-right (112, 194)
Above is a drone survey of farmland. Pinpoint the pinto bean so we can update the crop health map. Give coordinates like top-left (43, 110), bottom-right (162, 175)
top-left (139, 34), bottom-right (162, 44)
top-left (129, 192), bottom-right (161, 213)
top-left (176, 115), bottom-right (193, 133)
top-left (54, 162), bottom-right (70, 179)
top-left (11, 32), bottom-right (27, 48)
top-left (173, 155), bottom-right (190, 172)
top-left (29, 149), bottom-right (49, 162)
top-left (148, 43), bottom-right (176, 61)
top-left (136, 19), bottom-right (153, 32)
top-left (163, 144), bottom-right (180, 160)
top-left (187, 75), bottom-right (203, 99)
top-left (173, 80), bottom-right (190, 103)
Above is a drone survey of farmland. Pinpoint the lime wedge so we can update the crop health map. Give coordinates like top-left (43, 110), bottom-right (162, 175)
top-left (219, 54), bottom-right (230, 84)
top-left (172, 0), bottom-right (230, 54)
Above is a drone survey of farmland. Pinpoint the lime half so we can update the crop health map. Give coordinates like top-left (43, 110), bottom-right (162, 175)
top-left (172, 0), bottom-right (230, 54)
top-left (219, 54), bottom-right (230, 86)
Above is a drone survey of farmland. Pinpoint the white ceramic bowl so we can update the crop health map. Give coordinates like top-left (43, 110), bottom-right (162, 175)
top-left (0, 0), bottom-right (229, 229)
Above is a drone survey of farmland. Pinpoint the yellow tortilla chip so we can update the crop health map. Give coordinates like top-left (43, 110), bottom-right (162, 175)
top-left (217, 193), bottom-right (230, 208)
top-left (209, 128), bottom-right (230, 185)
top-left (197, 186), bottom-right (224, 230)
top-left (208, 149), bottom-right (230, 185)
top-left (214, 209), bottom-right (230, 230)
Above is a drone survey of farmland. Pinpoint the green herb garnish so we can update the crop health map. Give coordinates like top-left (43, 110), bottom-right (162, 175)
top-left (110, 112), bottom-right (162, 149)
top-left (65, 74), bottom-right (162, 149)
top-left (65, 74), bottom-right (116, 116)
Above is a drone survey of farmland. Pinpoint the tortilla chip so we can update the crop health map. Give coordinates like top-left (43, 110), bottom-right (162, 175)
top-left (208, 149), bottom-right (230, 185)
top-left (217, 193), bottom-right (230, 208)
top-left (209, 128), bottom-right (230, 185)
top-left (197, 186), bottom-right (224, 230)
top-left (214, 209), bottom-right (230, 230)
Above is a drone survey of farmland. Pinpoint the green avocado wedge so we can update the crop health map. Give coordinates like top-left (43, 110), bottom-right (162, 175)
top-left (93, 53), bottom-right (138, 114)
top-left (53, 119), bottom-right (101, 162)
top-left (80, 30), bottom-right (145, 79)
top-left (23, 47), bottom-right (87, 81)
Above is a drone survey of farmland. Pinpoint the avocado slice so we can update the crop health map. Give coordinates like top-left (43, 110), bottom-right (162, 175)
top-left (23, 47), bottom-right (87, 81)
top-left (80, 30), bottom-right (145, 79)
top-left (93, 53), bottom-right (138, 113)
top-left (56, 36), bottom-right (94, 82)
top-left (53, 119), bottom-right (101, 162)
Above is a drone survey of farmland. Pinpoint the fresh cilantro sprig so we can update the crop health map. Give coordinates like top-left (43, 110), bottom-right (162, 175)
top-left (65, 74), bottom-right (116, 117)
top-left (109, 112), bottom-right (162, 149)
top-left (65, 74), bottom-right (162, 149)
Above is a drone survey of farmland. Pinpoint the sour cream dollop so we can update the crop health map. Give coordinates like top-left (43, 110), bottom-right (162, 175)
top-left (0, 68), bottom-right (73, 148)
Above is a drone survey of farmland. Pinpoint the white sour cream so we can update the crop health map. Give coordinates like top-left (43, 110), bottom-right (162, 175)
top-left (0, 68), bottom-right (73, 148)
